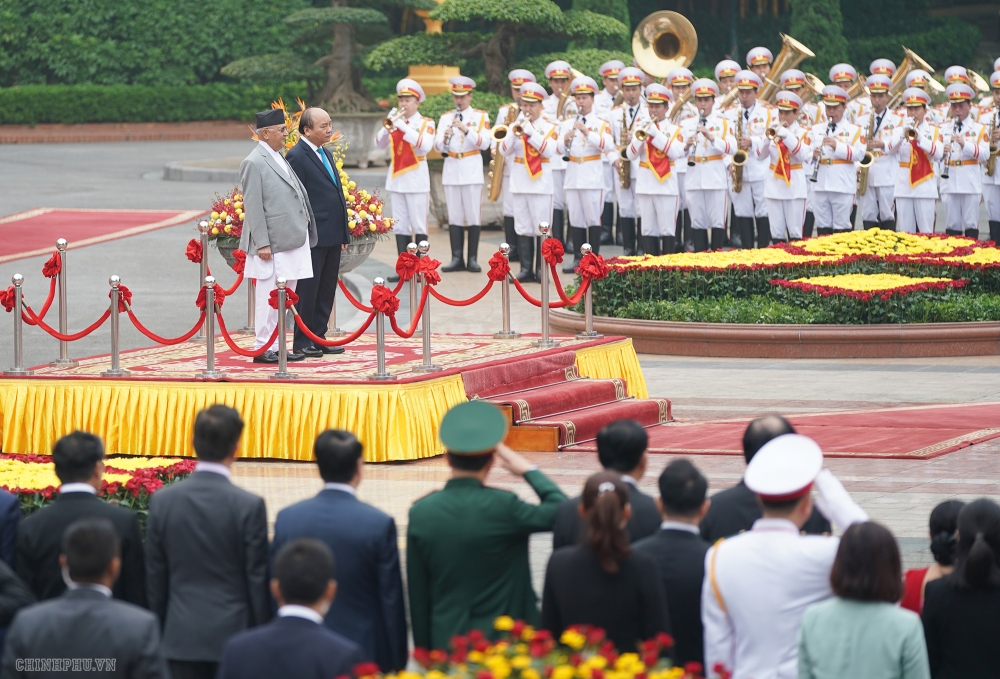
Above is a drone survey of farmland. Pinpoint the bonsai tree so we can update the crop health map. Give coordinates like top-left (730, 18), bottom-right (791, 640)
top-left (364, 0), bottom-right (629, 94)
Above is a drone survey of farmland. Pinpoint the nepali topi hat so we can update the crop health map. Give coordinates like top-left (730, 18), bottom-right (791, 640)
top-left (255, 109), bottom-right (285, 130)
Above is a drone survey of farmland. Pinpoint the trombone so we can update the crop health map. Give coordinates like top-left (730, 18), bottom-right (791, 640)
top-left (382, 108), bottom-right (406, 130)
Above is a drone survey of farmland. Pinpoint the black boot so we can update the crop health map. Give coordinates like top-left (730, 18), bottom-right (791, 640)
top-left (600, 202), bottom-right (615, 244)
top-left (739, 218), bottom-right (755, 250)
top-left (710, 228), bottom-right (726, 250)
top-left (441, 225), bottom-right (465, 272)
top-left (615, 206), bottom-right (624, 246)
top-left (863, 221), bottom-right (880, 230)
top-left (621, 217), bottom-right (637, 256)
top-left (636, 219), bottom-right (644, 254)
top-left (755, 218), bottom-right (771, 248)
top-left (728, 204), bottom-right (740, 247)
top-left (503, 216), bottom-right (519, 260)
top-left (692, 229), bottom-right (709, 252)
top-left (564, 228), bottom-right (586, 273)
top-left (553, 210), bottom-right (569, 253)
top-left (989, 221), bottom-right (1000, 244)
top-left (683, 210), bottom-right (694, 252)
top-left (660, 236), bottom-right (675, 256)
top-left (641, 236), bottom-right (660, 257)
top-left (849, 204), bottom-right (858, 230)
top-left (515, 235), bottom-right (536, 283)
top-left (965, 228), bottom-right (980, 240)
top-left (879, 219), bottom-right (896, 232)
top-left (587, 226), bottom-right (603, 256)
top-left (466, 225), bottom-right (481, 272)
top-left (817, 227), bottom-right (834, 235)
top-left (803, 212), bottom-right (815, 238)
top-left (945, 228), bottom-right (963, 237)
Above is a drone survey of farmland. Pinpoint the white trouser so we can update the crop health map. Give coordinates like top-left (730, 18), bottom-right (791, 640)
top-left (730, 179), bottom-right (767, 218)
top-left (501, 175), bottom-right (514, 217)
top-left (895, 198), bottom-right (937, 234)
top-left (513, 194), bottom-right (554, 236)
top-left (942, 193), bottom-right (980, 232)
top-left (687, 189), bottom-right (728, 230)
top-left (444, 184), bottom-right (482, 226)
top-left (565, 189), bottom-right (603, 228)
top-left (859, 185), bottom-right (895, 222)
top-left (552, 170), bottom-right (566, 210)
top-left (604, 163), bottom-right (616, 200)
top-left (637, 195), bottom-right (679, 236)
top-left (615, 178), bottom-right (638, 218)
top-left (767, 198), bottom-right (806, 240)
top-left (983, 183), bottom-right (1000, 222)
top-left (676, 172), bottom-right (687, 211)
top-left (390, 192), bottom-right (429, 236)
top-left (254, 276), bottom-right (297, 352)
top-left (812, 191), bottom-right (854, 231)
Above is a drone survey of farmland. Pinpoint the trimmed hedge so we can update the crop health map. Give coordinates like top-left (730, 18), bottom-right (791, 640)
top-left (0, 83), bottom-right (309, 125)
top-left (846, 19), bottom-right (981, 75)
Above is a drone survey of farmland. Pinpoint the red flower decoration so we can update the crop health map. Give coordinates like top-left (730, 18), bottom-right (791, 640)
top-left (578, 252), bottom-right (610, 281)
top-left (419, 257), bottom-right (442, 286)
top-left (655, 632), bottom-right (674, 648)
top-left (487, 252), bottom-right (511, 282)
top-left (541, 237), bottom-right (564, 265)
top-left (0, 286), bottom-right (15, 313)
top-left (267, 287), bottom-right (300, 309)
top-left (353, 662), bottom-right (381, 678)
top-left (111, 284), bottom-right (132, 312)
top-left (412, 648), bottom-right (431, 668)
top-left (42, 252), bottom-right (61, 278)
top-left (231, 249), bottom-right (246, 274)
top-left (195, 285), bottom-right (226, 311)
top-left (468, 630), bottom-right (485, 643)
top-left (684, 661), bottom-right (703, 675)
top-left (370, 285), bottom-right (399, 316)
top-left (185, 238), bottom-right (203, 264)
top-left (396, 252), bottom-right (421, 281)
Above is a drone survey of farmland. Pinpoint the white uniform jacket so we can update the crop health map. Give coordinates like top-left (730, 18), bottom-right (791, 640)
top-left (859, 109), bottom-right (905, 188)
top-left (752, 122), bottom-right (813, 200)
top-left (499, 118), bottom-right (559, 194)
top-left (611, 102), bottom-right (650, 180)
top-left (556, 113), bottom-right (614, 190)
top-left (847, 96), bottom-right (871, 125)
top-left (374, 112), bottom-right (435, 193)
top-left (809, 119), bottom-right (866, 194)
top-left (595, 88), bottom-right (616, 116)
top-left (495, 103), bottom-right (519, 177)
top-left (799, 101), bottom-right (824, 128)
top-left (625, 120), bottom-right (686, 195)
top-left (939, 115), bottom-right (989, 195)
top-left (434, 107), bottom-right (490, 185)
top-left (680, 113), bottom-right (737, 190)
top-left (885, 120), bottom-right (944, 199)
top-left (725, 101), bottom-right (776, 183)
top-left (543, 93), bottom-right (578, 173)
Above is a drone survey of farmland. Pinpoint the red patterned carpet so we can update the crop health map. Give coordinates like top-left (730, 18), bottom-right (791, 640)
top-left (0, 208), bottom-right (204, 262)
top-left (564, 402), bottom-right (1000, 460)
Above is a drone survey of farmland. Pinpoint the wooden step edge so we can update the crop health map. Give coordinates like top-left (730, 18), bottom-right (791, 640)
top-left (504, 425), bottom-right (560, 453)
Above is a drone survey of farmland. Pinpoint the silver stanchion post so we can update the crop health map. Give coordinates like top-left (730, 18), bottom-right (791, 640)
top-left (413, 240), bottom-right (442, 372)
top-left (328, 275), bottom-right (345, 338)
top-left (101, 276), bottom-right (130, 377)
top-left (270, 278), bottom-right (296, 380)
top-left (51, 238), bottom-right (78, 366)
top-left (575, 244), bottom-right (603, 339)
top-left (4, 274), bottom-right (33, 376)
top-left (493, 243), bottom-right (520, 339)
top-left (240, 278), bottom-right (255, 335)
top-left (407, 242), bottom-right (420, 329)
top-left (193, 220), bottom-right (210, 341)
top-left (532, 222), bottom-right (559, 348)
top-left (368, 277), bottom-right (396, 381)
top-left (199, 276), bottom-right (225, 379)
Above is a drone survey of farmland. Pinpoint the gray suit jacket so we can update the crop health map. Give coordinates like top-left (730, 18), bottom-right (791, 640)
top-left (145, 471), bottom-right (269, 662)
top-left (238, 144), bottom-right (318, 256)
top-left (1, 588), bottom-right (169, 678)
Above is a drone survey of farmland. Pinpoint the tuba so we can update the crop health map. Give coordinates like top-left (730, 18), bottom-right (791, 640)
top-left (669, 88), bottom-right (694, 123)
top-left (632, 11), bottom-right (698, 79)
top-left (555, 67), bottom-right (586, 119)
top-left (488, 104), bottom-right (519, 202)
top-left (760, 34), bottom-right (816, 104)
top-left (887, 47), bottom-right (935, 109)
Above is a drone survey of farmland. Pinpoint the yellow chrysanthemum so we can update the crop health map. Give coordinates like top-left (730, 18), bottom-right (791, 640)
top-left (796, 228), bottom-right (968, 256)
top-left (551, 666), bottom-right (575, 679)
top-left (559, 630), bottom-right (586, 650)
top-left (494, 616), bottom-right (515, 631)
top-left (614, 654), bottom-right (645, 674)
top-left (521, 669), bottom-right (541, 679)
top-left (510, 656), bottom-right (532, 670)
top-left (789, 273), bottom-right (952, 292)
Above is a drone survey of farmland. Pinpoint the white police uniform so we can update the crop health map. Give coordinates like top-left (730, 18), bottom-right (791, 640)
top-left (626, 117), bottom-right (686, 243)
top-left (885, 111), bottom-right (942, 234)
top-left (810, 89), bottom-right (866, 233)
top-left (373, 96), bottom-right (435, 238)
top-left (681, 109), bottom-right (736, 242)
top-left (940, 84), bottom-right (990, 237)
top-left (753, 120), bottom-right (813, 240)
top-left (435, 105), bottom-right (491, 227)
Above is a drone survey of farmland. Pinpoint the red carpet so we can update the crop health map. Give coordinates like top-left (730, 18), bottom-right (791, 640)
top-left (563, 403), bottom-right (1000, 459)
top-left (0, 208), bottom-right (204, 263)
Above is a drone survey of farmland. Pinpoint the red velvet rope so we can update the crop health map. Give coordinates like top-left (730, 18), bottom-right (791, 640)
top-left (339, 279), bottom-right (374, 312)
top-left (510, 277), bottom-right (588, 309)
top-left (548, 264), bottom-right (590, 306)
top-left (128, 310), bottom-right (206, 345)
top-left (0, 287), bottom-right (14, 313)
top-left (428, 280), bottom-right (495, 307)
top-left (290, 309), bottom-right (376, 346)
top-left (221, 271), bottom-right (244, 297)
top-left (36, 276), bottom-right (57, 321)
top-left (388, 286), bottom-right (430, 338)
top-left (216, 315), bottom-right (281, 357)
top-left (115, 285), bottom-right (133, 313)
top-left (22, 305), bottom-right (111, 341)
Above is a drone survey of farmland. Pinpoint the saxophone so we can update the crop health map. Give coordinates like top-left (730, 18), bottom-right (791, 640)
top-left (617, 105), bottom-right (632, 189)
top-left (487, 104), bottom-right (519, 202)
top-left (732, 110), bottom-right (747, 193)
top-left (857, 108), bottom-right (876, 196)
top-left (988, 110), bottom-right (998, 178)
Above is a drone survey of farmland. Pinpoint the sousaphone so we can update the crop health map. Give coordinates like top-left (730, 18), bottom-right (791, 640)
top-left (632, 11), bottom-right (698, 79)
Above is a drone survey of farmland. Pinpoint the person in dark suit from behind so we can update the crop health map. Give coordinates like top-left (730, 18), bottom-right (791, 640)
top-left (552, 420), bottom-right (661, 549)
top-left (0, 489), bottom-right (21, 570)
top-left (286, 107), bottom-right (351, 359)
top-left (16, 432), bottom-right (146, 606)
top-left (699, 415), bottom-right (831, 543)
top-left (271, 430), bottom-right (407, 672)
top-left (634, 459), bottom-right (711, 671)
top-left (145, 405), bottom-right (269, 679)
top-left (0, 560), bottom-right (34, 659)
top-left (3, 518), bottom-right (169, 679)
top-left (217, 539), bottom-right (364, 679)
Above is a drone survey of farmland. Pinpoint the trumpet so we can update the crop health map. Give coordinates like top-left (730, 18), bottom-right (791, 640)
top-left (382, 108), bottom-right (406, 130)
top-left (903, 118), bottom-right (918, 141)
top-left (511, 113), bottom-right (529, 138)
top-left (633, 117), bottom-right (660, 142)
top-left (765, 123), bottom-right (787, 140)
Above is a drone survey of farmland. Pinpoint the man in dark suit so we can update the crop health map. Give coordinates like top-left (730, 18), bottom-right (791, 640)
top-left (0, 489), bottom-right (20, 569)
top-left (217, 539), bottom-right (364, 679)
top-left (272, 430), bottom-right (406, 672)
top-left (145, 405), bottom-right (269, 679)
top-left (286, 107), bottom-right (350, 359)
top-left (552, 419), bottom-right (661, 549)
top-left (16, 432), bottom-right (146, 606)
top-left (3, 518), bottom-right (169, 678)
top-left (699, 415), bottom-right (831, 542)
top-left (634, 459), bottom-right (712, 670)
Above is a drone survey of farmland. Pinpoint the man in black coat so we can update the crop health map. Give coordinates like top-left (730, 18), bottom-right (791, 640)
top-left (16, 432), bottom-right (146, 607)
top-left (145, 405), bottom-right (269, 679)
top-left (217, 539), bottom-right (364, 679)
top-left (286, 107), bottom-right (350, 359)
top-left (552, 420), bottom-right (661, 549)
top-left (3, 518), bottom-right (170, 678)
top-left (634, 459), bottom-right (712, 670)
top-left (0, 489), bottom-right (21, 570)
top-left (271, 431), bottom-right (407, 672)
top-left (699, 415), bottom-right (831, 542)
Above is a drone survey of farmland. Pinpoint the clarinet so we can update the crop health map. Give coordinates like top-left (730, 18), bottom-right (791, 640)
top-left (941, 119), bottom-right (961, 180)
top-left (442, 106), bottom-right (461, 158)
top-left (810, 120), bottom-right (836, 183)
top-left (688, 115), bottom-right (706, 167)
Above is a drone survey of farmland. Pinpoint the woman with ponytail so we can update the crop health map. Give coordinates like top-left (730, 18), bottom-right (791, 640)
top-left (922, 498), bottom-right (1000, 678)
top-left (540, 472), bottom-right (669, 652)
top-left (901, 500), bottom-right (964, 613)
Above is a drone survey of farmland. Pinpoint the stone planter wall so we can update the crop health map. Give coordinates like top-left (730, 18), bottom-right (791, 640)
top-left (329, 113), bottom-right (391, 169)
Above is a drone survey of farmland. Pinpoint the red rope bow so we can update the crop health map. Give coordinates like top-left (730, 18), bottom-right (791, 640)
top-left (268, 287), bottom-right (299, 309)
top-left (578, 252), bottom-right (610, 280)
top-left (0, 286), bottom-right (15, 313)
top-left (419, 257), bottom-right (441, 286)
top-left (487, 252), bottom-right (511, 282)
top-left (395, 252), bottom-right (421, 281)
top-left (542, 237), bottom-right (565, 265)
top-left (186, 239), bottom-right (203, 264)
top-left (111, 285), bottom-right (133, 312)
top-left (371, 285), bottom-right (400, 316)
top-left (42, 252), bottom-right (62, 278)
top-left (196, 285), bottom-right (226, 311)
top-left (231, 249), bottom-right (246, 274)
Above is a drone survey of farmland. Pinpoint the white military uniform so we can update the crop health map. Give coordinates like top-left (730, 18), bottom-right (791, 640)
top-left (981, 106), bottom-right (1000, 228)
top-left (611, 100), bottom-right (649, 220)
top-left (886, 118), bottom-right (943, 233)
top-left (434, 106), bottom-right (490, 226)
top-left (681, 112), bottom-right (736, 231)
top-left (556, 111), bottom-right (614, 228)
top-left (726, 100), bottom-right (775, 219)
top-left (810, 118), bottom-right (866, 232)
top-left (595, 88), bottom-right (616, 115)
top-left (496, 103), bottom-right (518, 218)
top-left (858, 107), bottom-right (905, 225)
top-left (374, 112), bottom-right (435, 237)
top-left (846, 95), bottom-right (871, 125)
top-left (499, 117), bottom-right (559, 236)
top-left (543, 93), bottom-right (578, 212)
top-left (753, 122), bottom-right (813, 240)
top-left (626, 119), bottom-right (686, 236)
top-left (671, 100), bottom-right (698, 214)
top-left (939, 113), bottom-right (989, 234)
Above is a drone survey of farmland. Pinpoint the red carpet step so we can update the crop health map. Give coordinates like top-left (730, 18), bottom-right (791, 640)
top-left (524, 398), bottom-right (672, 447)
top-left (487, 378), bottom-right (628, 422)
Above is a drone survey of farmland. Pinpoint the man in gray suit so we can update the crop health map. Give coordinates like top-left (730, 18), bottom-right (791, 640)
top-left (240, 108), bottom-right (319, 364)
top-left (145, 405), bottom-right (269, 679)
top-left (3, 518), bottom-right (169, 679)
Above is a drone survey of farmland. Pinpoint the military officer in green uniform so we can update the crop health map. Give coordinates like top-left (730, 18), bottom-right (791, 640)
top-left (407, 401), bottom-right (567, 650)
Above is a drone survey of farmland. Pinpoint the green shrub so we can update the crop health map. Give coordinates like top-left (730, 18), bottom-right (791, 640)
top-left (618, 297), bottom-right (824, 324)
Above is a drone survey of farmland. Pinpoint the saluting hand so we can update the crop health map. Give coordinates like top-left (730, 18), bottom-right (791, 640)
top-left (495, 443), bottom-right (535, 477)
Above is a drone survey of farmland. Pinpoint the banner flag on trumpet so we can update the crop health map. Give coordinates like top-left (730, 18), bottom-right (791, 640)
top-left (908, 138), bottom-right (935, 189)
top-left (391, 127), bottom-right (422, 178)
top-left (773, 139), bottom-right (793, 186)
top-left (645, 136), bottom-right (675, 182)
top-left (523, 137), bottom-right (544, 180)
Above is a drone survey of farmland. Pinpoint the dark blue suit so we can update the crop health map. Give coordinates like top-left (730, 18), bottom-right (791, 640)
top-left (286, 139), bottom-right (350, 352)
top-left (216, 614), bottom-right (364, 679)
top-left (272, 489), bottom-right (407, 672)
top-left (0, 489), bottom-right (20, 569)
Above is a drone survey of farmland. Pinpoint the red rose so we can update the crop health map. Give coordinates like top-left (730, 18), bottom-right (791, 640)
top-left (353, 662), bottom-right (380, 677)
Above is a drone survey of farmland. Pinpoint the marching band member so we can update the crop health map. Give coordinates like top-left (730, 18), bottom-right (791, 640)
top-left (977, 57), bottom-right (1000, 108)
top-left (727, 70), bottom-right (775, 248)
top-left (597, 61), bottom-right (625, 246)
top-left (858, 73), bottom-right (904, 231)
top-left (781, 69), bottom-right (823, 238)
top-left (596, 60), bottom-right (624, 114)
top-left (869, 59), bottom-right (896, 81)
top-left (668, 67), bottom-right (698, 121)
top-left (746, 47), bottom-right (773, 80)
top-left (829, 64), bottom-right (868, 124)
top-left (682, 79), bottom-right (737, 252)
top-left (752, 91), bottom-right (813, 243)
top-left (611, 67), bottom-right (650, 256)
top-left (810, 85), bottom-right (866, 235)
top-left (374, 79), bottom-right (434, 280)
top-left (982, 71), bottom-right (1000, 244)
top-left (499, 82), bottom-right (558, 283)
top-left (939, 82), bottom-right (989, 239)
top-left (543, 60), bottom-right (577, 251)
top-left (626, 83), bottom-right (686, 256)
top-left (557, 76), bottom-right (614, 272)
top-left (669, 66), bottom-right (697, 252)
top-left (938, 66), bottom-right (973, 124)
top-left (496, 69), bottom-right (536, 261)
top-left (435, 76), bottom-right (491, 273)
top-left (905, 70), bottom-right (944, 124)
top-left (885, 88), bottom-right (943, 234)
top-left (716, 59), bottom-right (741, 100)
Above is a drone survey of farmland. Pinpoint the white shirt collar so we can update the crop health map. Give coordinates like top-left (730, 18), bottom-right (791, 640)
top-left (660, 520), bottom-right (700, 535)
top-left (620, 474), bottom-right (638, 488)
top-left (323, 482), bottom-right (357, 496)
top-left (751, 517), bottom-right (801, 534)
top-left (258, 140), bottom-right (290, 176)
top-left (302, 137), bottom-right (320, 152)
top-left (278, 604), bottom-right (324, 624)
top-left (195, 461), bottom-right (232, 478)
top-left (67, 581), bottom-right (112, 598)
top-left (59, 483), bottom-right (96, 495)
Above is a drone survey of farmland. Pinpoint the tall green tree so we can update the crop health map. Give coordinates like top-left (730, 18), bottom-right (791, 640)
top-left (789, 0), bottom-right (848, 76)
top-left (570, 0), bottom-right (630, 51)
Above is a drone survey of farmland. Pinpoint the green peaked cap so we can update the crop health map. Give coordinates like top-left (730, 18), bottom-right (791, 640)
top-left (439, 401), bottom-right (509, 455)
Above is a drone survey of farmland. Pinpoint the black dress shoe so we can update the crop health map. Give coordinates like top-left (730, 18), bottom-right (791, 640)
top-left (293, 346), bottom-right (323, 358)
top-left (320, 345), bottom-right (346, 355)
top-left (253, 350), bottom-right (279, 364)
